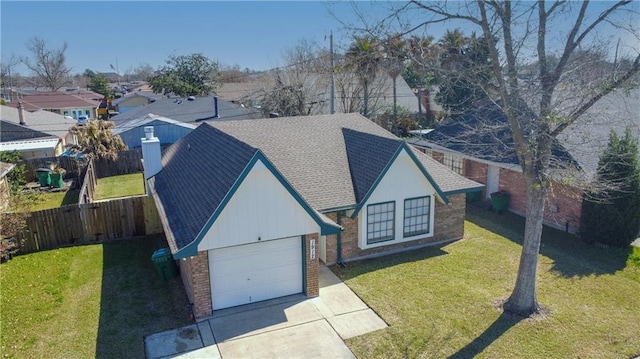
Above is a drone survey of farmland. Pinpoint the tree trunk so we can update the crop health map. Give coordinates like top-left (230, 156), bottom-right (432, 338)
top-left (503, 174), bottom-right (547, 317)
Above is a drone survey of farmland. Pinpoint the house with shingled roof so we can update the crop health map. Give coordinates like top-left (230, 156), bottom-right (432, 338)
top-left (6, 91), bottom-right (100, 121)
top-left (111, 95), bottom-right (261, 125)
top-left (142, 113), bottom-right (482, 319)
top-left (409, 89), bottom-right (639, 234)
top-left (1, 104), bottom-right (77, 149)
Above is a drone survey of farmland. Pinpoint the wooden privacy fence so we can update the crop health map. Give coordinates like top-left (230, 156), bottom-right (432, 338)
top-left (22, 156), bottom-right (82, 183)
top-left (12, 195), bottom-right (163, 254)
top-left (78, 159), bottom-right (97, 204)
top-left (94, 149), bottom-right (143, 178)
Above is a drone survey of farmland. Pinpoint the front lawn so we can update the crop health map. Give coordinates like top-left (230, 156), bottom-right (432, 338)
top-left (94, 173), bottom-right (145, 200)
top-left (0, 235), bottom-right (190, 359)
top-left (332, 206), bottom-right (640, 358)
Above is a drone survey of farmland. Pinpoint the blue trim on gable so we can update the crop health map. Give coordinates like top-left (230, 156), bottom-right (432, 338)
top-left (174, 150), bottom-right (341, 259)
top-left (350, 143), bottom-right (449, 219)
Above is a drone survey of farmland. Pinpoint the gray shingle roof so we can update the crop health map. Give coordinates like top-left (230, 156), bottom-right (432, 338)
top-left (150, 123), bottom-right (258, 252)
top-left (0, 120), bottom-right (58, 142)
top-left (417, 104), bottom-right (578, 168)
top-left (208, 113), bottom-right (481, 210)
top-left (152, 113), bottom-right (482, 252)
top-left (1, 105), bottom-right (75, 138)
top-left (111, 96), bottom-right (262, 124)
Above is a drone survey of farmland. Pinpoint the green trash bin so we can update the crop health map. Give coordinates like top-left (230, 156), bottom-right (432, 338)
top-left (151, 248), bottom-right (177, 281)
top-left (490, 191), bottom-right (511, 214)
top-left (50, 172), bottom-right (64, 188)
top-left (36, 168), bottom-right (51, 187)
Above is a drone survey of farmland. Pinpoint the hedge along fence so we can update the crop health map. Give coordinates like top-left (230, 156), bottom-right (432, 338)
top-left (9, 195), bottom-right (163, 254)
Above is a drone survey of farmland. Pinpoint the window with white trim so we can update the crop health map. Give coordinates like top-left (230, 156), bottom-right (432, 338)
top-left (403, 196), bottom-right (431, 237)
top-left (366, 201), bottom-right (395, 244)
top-left (442, 153), bottom-right (463, 175)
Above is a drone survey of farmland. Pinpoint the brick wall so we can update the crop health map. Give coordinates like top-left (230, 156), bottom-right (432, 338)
top-left (179, 252), bottom-right (212, 320)
top-left (322, 194), bottom-right (466, 264)
top-left (499, 168), bottom-right (582, 233)
top-left (465, 160), bottom-right (488, 195)
top-left (305, 233), bottom-right (319, 297)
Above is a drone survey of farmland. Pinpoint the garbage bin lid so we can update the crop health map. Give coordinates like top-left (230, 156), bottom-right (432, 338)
top-left (152, 247), bottom-right (172, 259)
top-left (36, 167), bottom-right (52, 172)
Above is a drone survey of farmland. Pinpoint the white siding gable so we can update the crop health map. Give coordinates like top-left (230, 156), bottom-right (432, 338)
top-left (358, 148), bottom-right (436, 249)
top-left (198, 159), bottom-right (319, 251)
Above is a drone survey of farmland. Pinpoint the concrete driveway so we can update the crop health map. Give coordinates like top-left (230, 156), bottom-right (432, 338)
top-left (145, 266), bottom-right (387, 359)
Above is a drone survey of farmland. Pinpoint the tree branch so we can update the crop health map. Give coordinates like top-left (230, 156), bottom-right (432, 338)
top-left (550, 52), bottom-right (640, 138)
top-left (476, 0), bottom-right (529, 167)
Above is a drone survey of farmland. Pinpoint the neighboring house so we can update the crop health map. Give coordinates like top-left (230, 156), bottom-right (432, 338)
top-left (113, 92), bottom-right (164, 114)
top-left (1, 104), bottom-right (77, 148)
top-left (111, 95), bottom-right (262, 124)
top-left (0, 162), bottom-right (16, 212)
top-left (143, 113), bottom-right (482, 318)
top-left (0, 120), bottom-right (62, 158)
top-left (5, 91), bottom-right (100, 121)
top-left (410, 90), bottom-right (639, 234)
top-left (113, 114), bottom-right (196, 149)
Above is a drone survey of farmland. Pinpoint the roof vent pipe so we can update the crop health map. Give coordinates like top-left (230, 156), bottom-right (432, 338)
top-left (18, 101), bottom-right (26, 125)
top-left (214, 96), bottom-right (219, 118)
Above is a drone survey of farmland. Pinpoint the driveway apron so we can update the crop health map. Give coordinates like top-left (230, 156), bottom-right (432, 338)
top-left (144, 266), bottom-right (387, 358)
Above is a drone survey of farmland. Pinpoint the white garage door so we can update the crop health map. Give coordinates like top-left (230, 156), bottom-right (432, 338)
top-left (209, 236), bottom-right (303, 310)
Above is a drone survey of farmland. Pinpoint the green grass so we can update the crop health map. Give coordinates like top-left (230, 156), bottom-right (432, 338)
top-left (332, 206), bottom-right (640, 359)
top-left (28, 190), bottom-right (80, 211)
top-left (94, 173), bottom-right (145, 200)
top-left (0, 236), bottom-right (191, 359)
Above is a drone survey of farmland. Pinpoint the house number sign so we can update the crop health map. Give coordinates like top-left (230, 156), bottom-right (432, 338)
top-left (310, 239), bottom-right (316, 260)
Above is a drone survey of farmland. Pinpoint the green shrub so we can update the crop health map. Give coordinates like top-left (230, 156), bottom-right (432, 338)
top-left (581, 128), bottom-right (640, 247)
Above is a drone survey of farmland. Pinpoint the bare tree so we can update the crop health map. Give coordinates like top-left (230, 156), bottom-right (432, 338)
top-left (391, 0), bottom-right (640, 317)
top-left (22, 37), bottom-right (72, 91)
top-left (257, 40), bottom-right (331, 117)
top-left (1, 54), bottom-right (21, 101)
top-left (132, 63), bottom-right (155, 82)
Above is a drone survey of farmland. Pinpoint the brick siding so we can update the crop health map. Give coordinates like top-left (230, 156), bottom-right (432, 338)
top-left (322, 193), bottom-right (466, 265)
top-left (305, 233), bottom-right (320, 297)
top-left (426, 149), bottom-right (583, 233)
top-left (499, 167), bottom-right (582, 233)
top-left (178, 251), bottom-right (212, 320)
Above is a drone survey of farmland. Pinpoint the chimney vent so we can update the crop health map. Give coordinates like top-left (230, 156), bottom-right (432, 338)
top-left (144, 126), bottom-right (155, 140)
top-left (213, 96), bottom-right (219, 118)
top-left (17, 101), bottom-right (26, 125)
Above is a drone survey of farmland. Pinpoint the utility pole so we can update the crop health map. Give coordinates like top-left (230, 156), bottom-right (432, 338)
top-left (330, 31), bottom-right (335, 114)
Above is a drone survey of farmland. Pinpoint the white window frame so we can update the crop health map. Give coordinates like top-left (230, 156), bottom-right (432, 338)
top-left (403, 196), bottom-right (431, 237)
top-left (366, 201), bottom-right (395, 244)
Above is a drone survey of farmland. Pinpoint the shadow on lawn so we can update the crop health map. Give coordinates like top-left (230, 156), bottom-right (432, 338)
top-left (95, 235), bottom-right (191, 359)
top-left (447, 313), bottom-right (523, 359)
top-left (466, 205), bottom-right (632, 278)
top-left (332, 244), bottom-right (449, 281)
